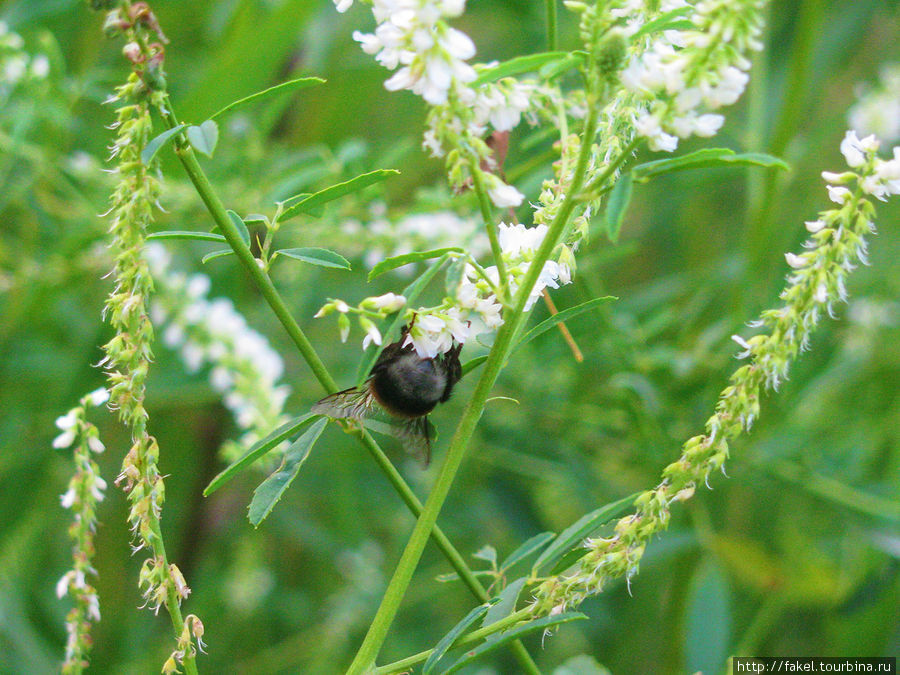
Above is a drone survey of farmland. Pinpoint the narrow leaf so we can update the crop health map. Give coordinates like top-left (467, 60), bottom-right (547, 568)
top-left (275, 247), bottom-right (351, 270)
top-left (632, 148), bottom-right (789, 182)
top-left (472, 545), bottom-right (498, 566)
top-left (368, 247), bottom-right (463, 281)
top-left (204, 415), bottom-right (319, 496)
top-left (631, 7), bottom-right (693, 40)
top-left (354, 254), bottom-right (451, 386)
top-left (141, 124), bottom-right (185, 165)
top-left (472, 51), bottom-right (571, 86)
top-left (445, 256), bottom-right (467, 297)
top-left (533, 493), bottom-right (638, 573)
top-left (684, 559), bottom-right (732, 675)
top-left (226, 210), bottom-right (251, 245)
top-left (186, 120), bottom-right (219, 157)
top-left (499, 532), bottom-right (556, 573)
top-left (147, 230), bottom-right (227, 243)
top-left (422, 603), bottom-right (494, 675)
top-left (248, 418), bottom-right (328, 526)
top-left (460, 355), bottom-right (488, 377)
top-left (481, 578), bottom-right (526, 641)
top-left (539, 50), bottom-right (588, 80)
top-left (438, 613), bottom-right (587, 674)
top-left (603, 171), bottom-right (633, 243)
top-left (278, 169), bottom-right (399, 223)
top-left (210, 76), bottom-right (326, 120)
top-left (516, 296), bottom-right (616, 351)
top-left (202, 249), bottom-right (235, 264)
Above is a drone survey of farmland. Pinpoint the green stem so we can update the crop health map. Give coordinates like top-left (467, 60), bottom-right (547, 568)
top-left (545, 0), bottom-right (558, 52)
top-left (372, 607), bottom-right (532, 675)
top-left (471, 167), bottom-right (510, 303)
top-left (346, 101), bottom-right (602, 675)
top-left (153, 97), bottom-right (540, 674)
top-left (150, 520), bottom-right (199, 675)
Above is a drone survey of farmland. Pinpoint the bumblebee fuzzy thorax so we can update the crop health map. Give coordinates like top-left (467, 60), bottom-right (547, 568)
top-left (369, 349), bottom-right (449, 418)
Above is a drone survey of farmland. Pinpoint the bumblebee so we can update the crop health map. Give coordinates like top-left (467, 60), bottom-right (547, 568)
top-left (312, 328), bottom-right (462, 465)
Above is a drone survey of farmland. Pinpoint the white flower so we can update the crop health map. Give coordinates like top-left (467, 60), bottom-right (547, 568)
top-left (804, 219), bottom-right (826, 233)
top-left (334, 0), bottom-right (353, 11)
top-left (87, 388), bottom-right (110, 407)
top-left (56, 571), bottom-right (74, 598)
top-left (369, 292), bottom-right (406, 312)
top-left (785, 252), bottom-right (807, 269)
top-left (53, 410), bottom-right (78, 449)
top-left (826, 185), bottom-right (851, 204)
top-left (840, 130), bottom-right (874, 167)
top-left (87, 435), bottom-right (105, 453)
top-left (30, 54), bottom-right (49, 79)
top-left (361, 320), bottom-right (382, 349)
top-left (486, 177), bottom-right (525, 208)
top-left (60, 488), bottom-right (77, 509)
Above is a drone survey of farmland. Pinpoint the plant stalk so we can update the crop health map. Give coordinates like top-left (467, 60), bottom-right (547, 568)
top-left (153, 98), bottom-right (540, 674)
top-left (346, 101), bottom-right (602, 675)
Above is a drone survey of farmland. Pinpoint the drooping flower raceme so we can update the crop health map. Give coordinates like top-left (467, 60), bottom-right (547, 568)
top-left (530, 131), bottom-right (898, 617)
top-left (146, 244), bottom-right (291, 461)
top-left (622, 0), bottom-right (766, 151)
top-left (343, 0), bottom-right (528, 207)
top-left (56, 388), bottom-right (109, 675)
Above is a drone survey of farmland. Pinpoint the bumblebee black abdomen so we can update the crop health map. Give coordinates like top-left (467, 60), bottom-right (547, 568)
top-left (370, 353), bottom-right (444, 418)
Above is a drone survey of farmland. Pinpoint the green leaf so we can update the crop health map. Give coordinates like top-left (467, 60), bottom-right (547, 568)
top-left (275, 247), bottom-right (351, 270)
top-left (499, 532), bottom-right (556, 573)
top-left (422, 603), bottom-right (494, 675)
top-left (445, 256), bottom-right (467, 297)
top-left (481, 577), bottom-right (526, 641)
top-left (226, 210), bottom-right (251, 246)
top-left (354, 254), bottom-right (451, 386)
top-left (631, 7), bottom-right (693, 40)
top-left (147, 230), bottom-right (227, 243)
top-left (248, 418), bottom-right (328, 526)
top-left (603, 172), bottom-right (633, 243)
top-left (516, 296), bottom-right (616, 351)
top-left (539, 50), bottom-right (588, 79)
top-left (186, 120), bottom-right (219, 157)
top-left (533, 493), bottom-right (638, 573)
top-left (368, 247), bottom-right (463, 281)
top-left (278, 169), bottom-right (399, 223)
top-left (684, 559), bottom-right (732, 675)
top-left (243, 213), bottom-right (269, 225)
top-left (438, 613), bottom-right (587, 674)
top-left (472, 545), bottom-right (498, 567)
top-left (201, 249), bottom-right (235, 264)
top-left (472, 51), bottom-right (572, 86)
top-left (460, 355), bottom-right (488, 377)
top-left (209, 76), bottom-right (326, 120)
top-left (632, 148), bottom-right (790, 183)
top-left (141, 124), bottom-right (185, 164)
top-left (549, 546), bottom-right (592, 576)
top-left (203, 415), bottom-right (319, 496)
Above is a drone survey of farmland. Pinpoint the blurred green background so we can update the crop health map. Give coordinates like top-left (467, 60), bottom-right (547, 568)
top-left (1, 0), bottom-right (898, 673)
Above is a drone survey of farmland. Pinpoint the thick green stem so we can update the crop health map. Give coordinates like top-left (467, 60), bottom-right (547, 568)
top-left (372, 607), bottom-right (532, 675)
top-left (545, 0), bottom-right (558, 52)
top-left (154, 99), bottom-right (540, 674)
top-left (346, 102), bottom-right (602, 675)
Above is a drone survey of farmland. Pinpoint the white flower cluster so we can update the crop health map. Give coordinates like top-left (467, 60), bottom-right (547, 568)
top-left (55, 387), bottom-right (110, 668)
top-left (0, 21), bottom-right (49, 98)
top-left (732, 130), bottom-right (897, 392)
top-left (622, 0), bottom-right (764, 151)
top-left (848, 63), bottom-right (900, 145)
top-left (403, 223), bottom-right (570, 358)
top-left (350, 0), bottom-right (475, 106)
top-left (341, 0), bottom-right (529, 207)
top-left (145, 244), bottom-right (290, 454)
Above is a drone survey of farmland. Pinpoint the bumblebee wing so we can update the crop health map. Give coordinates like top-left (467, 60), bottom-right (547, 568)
top-left (311, 386), bottom-right (372, 419)
top-left (395, 417), bottom-right (433, 467)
